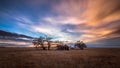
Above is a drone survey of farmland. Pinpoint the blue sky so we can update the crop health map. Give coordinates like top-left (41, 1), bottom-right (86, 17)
top-left (0, 0), bottom-right (120, 46)
top-left (0, 0), bottom-right (82, 41)
top-left (0, 0), bottom-right (55, 37)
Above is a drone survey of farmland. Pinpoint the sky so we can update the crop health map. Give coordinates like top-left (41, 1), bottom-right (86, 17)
top-left (0, 0), bottom-right (120, 47)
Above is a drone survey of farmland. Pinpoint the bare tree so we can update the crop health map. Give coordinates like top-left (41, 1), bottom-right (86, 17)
top-left (37, 36), bottom-right (44, 50)
top-left (46, 37), bottom-right (52, 50)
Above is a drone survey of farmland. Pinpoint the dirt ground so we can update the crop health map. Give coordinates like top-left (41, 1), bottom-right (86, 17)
top-left (0, 47), bottom-right (120, 68)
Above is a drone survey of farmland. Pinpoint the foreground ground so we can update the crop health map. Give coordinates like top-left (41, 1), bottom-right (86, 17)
top-left (0, 48), bottom-right (120, 68)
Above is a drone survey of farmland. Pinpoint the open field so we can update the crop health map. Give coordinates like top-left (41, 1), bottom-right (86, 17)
top-left (0, 48), bottom-right (120, 68)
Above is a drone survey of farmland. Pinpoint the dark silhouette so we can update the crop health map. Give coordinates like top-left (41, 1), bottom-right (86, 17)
top-left (74, 41), bottom-right (87, 50)
top-left (32, 39), bottom-right (39, 48)
top-left (32, 37), bottom-right (46, 50)
top-left (64, 44), bottom-right (69, 50)
top-left (57, 44), bottom-right (69, 50)
top-left (32, 36), bottom-right (52, 50)
top-left (48, 41), bottom-right (51, 50)
top-left (33, 38), bottom-right (86, 51)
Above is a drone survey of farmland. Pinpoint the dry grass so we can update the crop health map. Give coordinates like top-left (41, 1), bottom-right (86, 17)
top-left (0, 48), bottom-right (120, 68)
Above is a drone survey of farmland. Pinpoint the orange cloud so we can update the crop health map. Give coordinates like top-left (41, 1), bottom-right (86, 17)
top-left (52, 0), bottom-right (120, 42)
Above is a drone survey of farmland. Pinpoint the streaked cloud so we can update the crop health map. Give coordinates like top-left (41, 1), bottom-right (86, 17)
top-left (0, 0), bottom-right (120, 47)
top-left (43, 16), bottom-right (86, 25)
top-left (51, 0), bottom-right (120, 43)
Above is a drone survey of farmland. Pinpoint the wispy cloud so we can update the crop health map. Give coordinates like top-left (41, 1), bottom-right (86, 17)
top-left (0, 0), bottom-right (120, 47)
top-left (43, 16), bottom-right (86, 25)
top-left (51, 0), bottom-right (120, 43)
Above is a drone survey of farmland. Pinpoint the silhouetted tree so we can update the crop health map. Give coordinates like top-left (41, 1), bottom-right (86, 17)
top-left (46, 37), bottom-right (52, 50)
top-left (74, 40), bottom-right (87, 50)
top-left (38, 36), bottom-right (46, 50)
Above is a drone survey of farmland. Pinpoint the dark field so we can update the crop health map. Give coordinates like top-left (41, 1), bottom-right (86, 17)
top-left (0, 48), bottom-right (120, 68)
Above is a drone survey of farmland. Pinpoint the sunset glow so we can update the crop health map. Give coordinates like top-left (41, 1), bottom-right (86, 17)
top-left (0, 0), bottom-right (120, 47)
